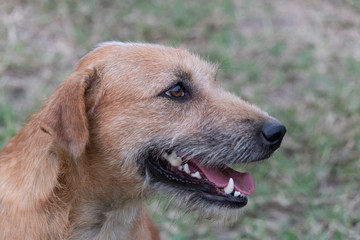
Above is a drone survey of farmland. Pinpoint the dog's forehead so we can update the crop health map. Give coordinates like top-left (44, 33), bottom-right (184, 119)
top-left (84, 42), bottom-right (217, 83)
top-left (76, 42), bottom-right (219, 100)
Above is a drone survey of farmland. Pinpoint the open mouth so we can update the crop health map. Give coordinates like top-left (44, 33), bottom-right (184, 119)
top-left (146, 150), bottom-right (256, 208)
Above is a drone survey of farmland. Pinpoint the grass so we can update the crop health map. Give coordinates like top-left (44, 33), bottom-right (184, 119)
top-left (0, 100), bottom-right (17, 149)
top-left (1, 0), bottom-right (360, 239)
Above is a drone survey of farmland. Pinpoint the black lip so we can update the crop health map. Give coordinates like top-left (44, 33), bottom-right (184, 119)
top-left (145, 154), bottom-right (248, 208)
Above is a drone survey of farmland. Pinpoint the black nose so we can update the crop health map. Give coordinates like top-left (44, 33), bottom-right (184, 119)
top-left (261, 121), bottom-right (286, 146)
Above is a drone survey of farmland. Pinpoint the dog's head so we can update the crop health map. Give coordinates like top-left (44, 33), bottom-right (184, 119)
top-left (40, 42), bottom-right (285, 218)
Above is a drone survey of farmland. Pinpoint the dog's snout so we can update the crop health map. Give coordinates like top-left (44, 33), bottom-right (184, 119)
top-left (261, 121), bottom-right (286, 146)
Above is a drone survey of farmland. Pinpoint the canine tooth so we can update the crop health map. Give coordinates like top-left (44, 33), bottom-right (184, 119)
top-left (170, 151), bottom-right (178, 158)
top-left (234, 191), bottom-right (241, 197)
top-left (170, 157), bottom-right (182, 167)
top-left (163, 152), bottom-right (181, 167)
top-left (183, 164), bottom-right (191, 174)
top-left (190, 171), bottom-right (201, 179)
top-left (223, 178), bottom-right (234, 194)
top-left (178, 166), bottom-right (183, 171)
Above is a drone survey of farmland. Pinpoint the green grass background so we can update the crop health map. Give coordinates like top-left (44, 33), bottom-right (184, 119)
top-left (1, 0), bottom-right (360, 239)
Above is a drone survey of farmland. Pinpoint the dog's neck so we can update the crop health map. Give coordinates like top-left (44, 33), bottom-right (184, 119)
top-left (68, 194), bottom-right (146, 239)
top-left (68, 152), bottom-right (150, 239)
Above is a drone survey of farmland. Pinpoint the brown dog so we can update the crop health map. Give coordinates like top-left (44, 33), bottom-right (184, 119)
top-left (0, 42), bottom-right (285, 239)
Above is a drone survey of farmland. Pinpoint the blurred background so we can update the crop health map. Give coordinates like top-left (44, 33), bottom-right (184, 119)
top-left (1, 0), bottom-right (359, 239)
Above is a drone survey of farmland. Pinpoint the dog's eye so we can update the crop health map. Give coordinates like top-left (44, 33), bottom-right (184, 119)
top-left (165, 84), bottom-right (185, 98)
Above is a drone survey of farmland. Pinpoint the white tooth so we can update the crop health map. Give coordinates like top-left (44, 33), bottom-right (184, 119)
top-left (163, 152), bottom-right (181, 167)
top-left (178, 166), bottom-right (183, 171)
top-left (234, 191), bottom-right (241, 197)
top-left (183, 164), bottom-right (191, 174)
top-left (170, 157), bottom-right (182, 167)
top-left (223, 178), bottom-right (234, 194)
top-left (170, 151), bottom-right (178, 158)
top-left (190, 171), bottom-right (201, 179)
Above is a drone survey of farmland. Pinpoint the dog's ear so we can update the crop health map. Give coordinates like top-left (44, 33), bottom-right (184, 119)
top-left (40, 68), bottom-right (100, 158)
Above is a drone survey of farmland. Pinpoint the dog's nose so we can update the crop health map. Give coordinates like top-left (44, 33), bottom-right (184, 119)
top-left (261, 121), bottom-right (286, 146)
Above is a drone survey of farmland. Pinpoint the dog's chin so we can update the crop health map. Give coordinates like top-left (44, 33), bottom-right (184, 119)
top-left (150, 185), bottom-right (245, 223)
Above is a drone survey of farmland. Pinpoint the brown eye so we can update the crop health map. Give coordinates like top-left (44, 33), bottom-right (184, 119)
top-left (165, 85), bottom-right (185, 98)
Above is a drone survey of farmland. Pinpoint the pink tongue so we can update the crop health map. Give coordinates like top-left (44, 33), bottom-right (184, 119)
top-left (196, 164), bottom-right (255, 195)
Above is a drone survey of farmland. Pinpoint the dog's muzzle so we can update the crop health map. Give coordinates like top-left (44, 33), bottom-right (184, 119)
top-left (142, 119), bottom-right (286, 209)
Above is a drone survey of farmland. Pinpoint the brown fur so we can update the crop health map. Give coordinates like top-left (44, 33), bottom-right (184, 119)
top-left (0, 42), bottom-right (276, 239)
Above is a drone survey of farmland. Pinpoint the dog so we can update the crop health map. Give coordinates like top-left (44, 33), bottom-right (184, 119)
top-left (0, 42), bottom-right (286, 239)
